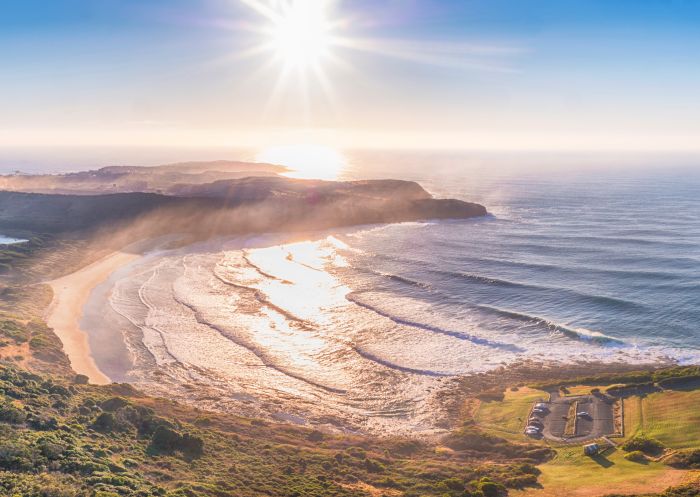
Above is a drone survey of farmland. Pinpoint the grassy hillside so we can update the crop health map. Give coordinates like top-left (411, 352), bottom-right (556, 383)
top-left (0, 363), bottom-right (553, 497)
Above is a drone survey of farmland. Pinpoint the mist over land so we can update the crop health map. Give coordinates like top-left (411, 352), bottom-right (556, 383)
top-left (2, 0), bottom-right (700, 493)
top-left (0, 160), bottom-right (485, 239)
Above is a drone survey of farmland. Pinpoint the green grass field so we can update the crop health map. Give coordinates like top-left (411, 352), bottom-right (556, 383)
top-left (474, 387), bottom-right (548, 441)
top-left (559, 385), bottom-right (597, 396)
top-left (477, 383), bottom-right (700, 496)
top-left (512, 445), bottom-right (686, 497)
top-left (623, 387), bottom-right (700, 449)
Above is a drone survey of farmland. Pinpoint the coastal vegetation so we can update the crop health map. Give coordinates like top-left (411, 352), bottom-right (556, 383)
top-left (0, 362), bottom-right (553, 497)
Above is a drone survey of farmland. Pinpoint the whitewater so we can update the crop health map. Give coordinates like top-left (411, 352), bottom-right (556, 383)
top-left (80, 152), bottom-right (700, 434)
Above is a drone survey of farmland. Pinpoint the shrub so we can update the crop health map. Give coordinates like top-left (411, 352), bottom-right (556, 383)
top-left (441, 477), bottom-right (464, 491)
top-left (27, 414), bottom-right (59, 430)
top-left (92, 412), bottom-right (117, 432)
top-left (181, 433), bottom-right (204, 457)
top-left (73, 375), bottom-right (89, 385)
top-left (624, 450), bottom-right (647, 463)
top-left (151, 426), bottom-right (181, 452)
top-left (100, 397), bottom-right (129, 412)
top-left (666, 449), bottom-right (700, 469)
top-left (363, 458), bottom-right (385, 473)
top-left (0, 441), bottom-right (39, 471)
top-left (621, 434), bottom-right (665, 455)
top-left (307, 430), bottom-right (324, 442)
top-left (471, 477), bottom-right (506, 497)
top-left (150, 426), bottom-right (204, 457)
top-left (0, 401), bottom-right (26, 424)
top-left (0, 320), bottom-right (30, 343)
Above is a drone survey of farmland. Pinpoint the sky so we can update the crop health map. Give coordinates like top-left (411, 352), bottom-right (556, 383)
top-left (1, 0), bottom-right (699, 152)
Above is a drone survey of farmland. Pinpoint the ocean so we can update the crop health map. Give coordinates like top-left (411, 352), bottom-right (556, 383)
top-left (0, 235), bottom-right (28, 244)
top-left (6, 149), bottom-right (700, 434)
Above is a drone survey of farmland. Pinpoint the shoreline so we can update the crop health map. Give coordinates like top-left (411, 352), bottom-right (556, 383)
top-left (38, 229), bottom-right (682, 434)
top-left (44, 237), bottom-right (172, 385)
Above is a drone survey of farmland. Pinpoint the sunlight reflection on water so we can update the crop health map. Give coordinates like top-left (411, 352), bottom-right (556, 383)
top-left (255, 144), bottom-right (348, 180)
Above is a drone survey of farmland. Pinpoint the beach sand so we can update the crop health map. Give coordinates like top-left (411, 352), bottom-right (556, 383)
top-left (45, 237), bottom-right (173, 385)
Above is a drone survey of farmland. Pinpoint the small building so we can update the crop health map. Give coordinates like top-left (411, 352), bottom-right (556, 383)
top-left (583, 443), bottom-right (600, 456)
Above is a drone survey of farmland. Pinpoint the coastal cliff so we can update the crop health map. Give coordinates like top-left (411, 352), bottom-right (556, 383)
top-left (0, 163), bottom-right (487, 236)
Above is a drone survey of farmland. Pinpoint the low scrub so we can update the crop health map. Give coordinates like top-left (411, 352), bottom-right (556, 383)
top-left (623, 450), bottom-right (647, 463)
top-left (666, 449), bottom-right (700, 469)
top-left (532, 366), bottom-right (700, 393)
top-left (0, 363), bottom-right (552, 496)
top-left (621, 434), bottom-right (665, 456)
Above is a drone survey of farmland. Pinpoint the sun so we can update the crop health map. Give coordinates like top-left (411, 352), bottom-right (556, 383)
top-left (266, 1), bottom-right (333, 68)
top-left (242, 0), bottom-right (337, 70)
top-left (238, 0), bottom-right (344, 115)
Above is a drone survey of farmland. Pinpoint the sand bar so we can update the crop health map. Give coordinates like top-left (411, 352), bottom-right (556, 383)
top-left (45, 237), bottom-right (172, 385)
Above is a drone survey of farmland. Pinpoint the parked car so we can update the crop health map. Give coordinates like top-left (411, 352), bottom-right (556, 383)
top-left (528, 417), bottom-right (544, 427)
top-left (525, 427), bottom-right (541, 436)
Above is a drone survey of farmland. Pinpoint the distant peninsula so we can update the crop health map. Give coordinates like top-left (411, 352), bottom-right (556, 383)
top-left (0, 160), bottom-right (487, 238)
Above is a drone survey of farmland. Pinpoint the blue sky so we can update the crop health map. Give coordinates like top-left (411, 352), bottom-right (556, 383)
top-left (1, 0), bottom-right (699, 150)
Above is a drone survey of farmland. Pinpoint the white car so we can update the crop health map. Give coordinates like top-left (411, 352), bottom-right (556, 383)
top-left (525, 427), bottom-right (541, 436)
top-left (576, 411), bottom-right (590, 418)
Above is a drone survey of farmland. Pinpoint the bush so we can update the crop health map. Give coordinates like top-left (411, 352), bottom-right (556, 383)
top-left (307, 430), bottom-right (324, 442)
top-left (92, 412), bottom-right (117, 432)
top-left (0, 441), bottom-right (39, 471)
top-left (150, 426), bottom-right (204, 457)
top-left (27, 414), bottom-right (59, 430)
top-left (621, 434), bottom-right (665, 455)
top-left (0, 401), bottom-right (26, 424)
top-left (181, 433), bottom-right (204, 457)
top-left (363, 458), bottom-right (385, 473)
top-left (666, 449), bottom-right (700, 469)
top-left (151, 426), bottom-right (181, 452)
top-left (0, 320), bottom-right (30, 343)
top-left (100, 397), bottom-right (129, 412)
top-left (469, 477), bottom-right (506, 497)
top-left (624, 450), bottom-right (647, 463)
top-left (73, 374), bottom-right (89, 385)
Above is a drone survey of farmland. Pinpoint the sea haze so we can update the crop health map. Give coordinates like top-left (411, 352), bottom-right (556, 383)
top-left (69, 150), bottom-right (700, 434)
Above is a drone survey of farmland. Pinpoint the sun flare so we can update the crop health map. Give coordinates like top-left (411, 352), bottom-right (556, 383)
top-left (256, 144), bottom-right (347, 180)
top-left (243, 0), bottom-right (337, 70)
top-left (266, 1), bottom-right (333, 68)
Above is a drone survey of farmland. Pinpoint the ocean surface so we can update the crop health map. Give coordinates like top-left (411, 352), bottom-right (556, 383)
top-left (10, 149), bottom-right (699, 434)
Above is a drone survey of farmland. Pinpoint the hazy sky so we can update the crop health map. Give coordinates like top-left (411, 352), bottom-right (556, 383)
top-left (1, 0), bottom-right (699, 151)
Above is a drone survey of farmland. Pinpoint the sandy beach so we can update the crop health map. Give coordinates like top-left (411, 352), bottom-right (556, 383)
top-left (45, 237), bottom-right (172, 385)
